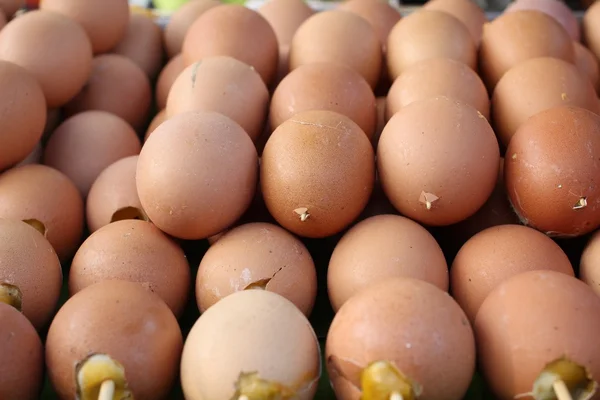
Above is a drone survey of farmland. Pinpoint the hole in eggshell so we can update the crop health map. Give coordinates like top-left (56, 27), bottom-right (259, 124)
top-left (23, 218), bottom-right (47, 236)
top-left (110, 207), bottom-right (149, 224)
top-left (243, 278), bottom-right (272, 291)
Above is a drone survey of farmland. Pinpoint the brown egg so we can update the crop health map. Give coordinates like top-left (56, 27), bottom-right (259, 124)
top-left (163, 0), bottom-right (220, 59)
top-left (583, 2), bottom-right (600, 65)
top-left (261, 110), bottom-right (375, 238)
top-left (166, 57), bottom-right (269, 142)
top-left (196, 222), bottom-right (317, 315)
top-left (270, 62), bottom-right (377, 139)
top-left (181, 290), bottom-right (321, 400)
top-left (46, 280), bottom-right (183, 400)
top-left (387, 10), bottom-right (476, 81)
top-left (578, 230), bottom-right (600, 299)
top-left (43, 111), bottom-right (141, 198)
top-left (137, 111), bottom-right (258, 240)
top-left (155, 54), bottom-right (184, 110)
top-left (86, 155), bottom-right (146, 233)
top-left (475, 270), bottom-right (600, 400)
top-left (289, 9), bottom-right (382, 88)
top-left (113, 13), bottom-right (164, 79)
top-left (16, 142), bottom-right (43, 168)
top-left (64, 54), bottom-right (152, 132)
top-left (0, 0), bottom-right (22, 17)
top-left (0, 164), bottom-right (83, 261)
top-left (0, 61), bottom-right (46, 171)
top-left (326, 278), bottom-right (475, 400)
top-left (478, 10), bottom-right (575, 90)
top-left (144, 109), bottom-right (167, 142)
top-left (386, 57), bottom-right (489, 121)
top-left (423, 0), bottom-right (487, 44)
top-left (328, 214), bottom-right (448, 312)
top-left (182, 4), bottom-right (278, 86)
top-left (40, 0), bottom-right (129, 54)
top-left (0, 303), bottom-right (44, 400)
top-left (0, 218), bottom-right (62, 330)
top-left (43, 108), bottom-right (64, 140)
top-left (0, 8), bottom-right (6, 30)
top-left (492, 57), bottom-right (598, 147)
top-left (258, 0), bottom-right (314, 48)
top-left (504, 0), bottom-right (580, 42)
top-left (373, 96), bottom-right (386, 148)
top-left (574, 41), bottom-right (600, 90)
top-left (451, 224), bottom-right (574, 323)
top-left (505, 105), bottom-right (600, 237)
top-left (0, 10), bottom-right (93, 108)
top-left (378, 96), bottom-right (499, 226)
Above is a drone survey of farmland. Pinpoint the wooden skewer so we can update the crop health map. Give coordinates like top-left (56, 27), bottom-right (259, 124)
top-left (553, 380), bottom-right (573, 400)
top-left (98, 380), bottom-right (115, 400)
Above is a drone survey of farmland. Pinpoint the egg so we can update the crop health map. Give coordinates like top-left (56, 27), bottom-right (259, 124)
top-left (583, 1), bottom-right (600, 65)
top-left (289, 10), bottom-right (382, 88)
top-left (386, 57), bottom-right (489, 121)
top-left (181, 290), bottom-right (321, 400)
top-left (578, 230), bottom-right (600, 298)
top-left (478, 10), bottom-right (575, 90)
top-left (16, 142), bottom-right (44, 168)
top-left (45, 280), bottom-right (183, 400)
top-left (163, 0), bottom-right (220, 58)
top-left (182, 4), bottom-right (278, 86)
top-left (0, 164), bottom-right (83, 261)
top-left (326, 278), bottom-right (475, 400)
top-left (475, 270), bottom-right (600, 400)
top-left (144, 109), bottom-right (167, 142)
top-left (137, 111), bottom-right (258, 240)
top-left (259, 0), bottom-right (314, 48)
top-left (270, 62), bottom-right (377, 139)
top-left (0, 61), bottom-right (46, 171)
top-left (378, 96), bottom-right (499, 226)
top-left (65, 54), bottom-right (152, 132)
top-left (505, 105), bottom-right (600, 237)
top-left (574, 41), bottom-right (600, 90)
top-left (40, 0), bottom-right (129, 54)
top-left (504, 0), bottom-right (580, 42)
top-left (155, 53), bottom-right (184, 110)
top-left (196, 222), bottom-right (317, 315)
top-left (166, 56), bottom-right (269, 142)
top-left (373, 96), bottom-right (386, 148)
top-left (328, 214), bottom-right (448, 312)
top-left (0, 0), bottom-right (22, 17)
top-left (491, 57), bottom-right (598, 147)
top-left (423, 0), bottom-right (487, 44)
top-left (261, 110), bottom-right (375, 238)
top-left (0, 302), bottom-right (44, 400)
top-left (387, 10), bottom-right (476, 81)
top-left (0, 10), bottom-right (93, 108)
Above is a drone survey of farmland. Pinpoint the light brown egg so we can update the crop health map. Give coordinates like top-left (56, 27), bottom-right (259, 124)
top-left (181, 290), bottom-right (321, 400)
top-left (328, 214), bottom-right (448, 312)
top-left (451, 224), bottom-right (574, 323)
top-left (583, 1), bottom-right (600, 66)
top-left (475, 270), bottom-right (600, 400)
top-left (387, 10), bottom-right (476, 81)
top-left (40, 0), bottom-right (129, 54)
top-left (386, 57), bottom-right (489, 121)
top-left (378, 96), bottom-right (499, 226)
top-left (137, 111), bottom-right (258, 240)
top-left (16, 142), bottom-right (44, 168)
top-left (155, 54), bottom-right (184, 110)
top-left (46, 280), bottom-right (183, 400)
top-left (504, 0), bottom-right (580, 42)
top-left (258, 0), bottom-right (314, 48)
top-left (505, 105), bottom-right (600, 237)
top-left (0, 164), bottom-right (83, 261)
top-left (289, 10), bottom-right (382, 88)
top-left (492, 57), bottom-right (598, 147)
top-left (326, 278), bottom-right (475, 400)
top-left (166, 57), bottom-right (269, 142)
top-left (163, 0), bottom-right (220, 58)
top-left (478, 10), bottom-right (575, 90)
top-left (0, 0), bottom-right (22, 17)
top-left (580, 230), bottom-right (600, 297)
top-left (65, 54), bottom-right (152, 132)
top-left (43, 111), bottom-right (141, 198)
top-left (0, 8), bottom-right (6, 30)
top-left (0, 61), bottom-right (46, 171)
top-left (0, 303), bottom-right (44, 400)
top-left (270, 62), bottom-right (377, 139)
top-left (423, 0), bottom-right (487, 44)
top-left (196, 222), bottom-right (317, 315)
top-left (144, 109), bottom-right (167, 142)
top-left (182, 4), bottom-right (278, 86)
top-left (0, 10), bottom-right (93, 108)
top-left (113, 13), bottom-right (164, 79)
top-left (574, 41), bottom-right (599, 90)
top-left (86, 155), bottom-right (146, 233)
top-left (261, 110), bottom-right (375, 238)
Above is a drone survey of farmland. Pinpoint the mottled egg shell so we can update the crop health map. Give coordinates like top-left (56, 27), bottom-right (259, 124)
top-left (505, 105), bottom-right (600, 237)
top-left (0, 10), bottom-right (93, 108)
top-left (378, 96), bottom-right (499, 226)
top-left (451, 224), bottom-right (574, 322)
top-left (155, 54), bottom-right (184, 110)
top-left (163, 0), bottom-right (220, 58)
top-left (328, 214), bottom-right (448, 312)
top-left (475, 270), bottom-right (600, 400)
top-left (261, 110), bottom-right (375, 238)
top-left (270, 62), bottom-right (377, 139)
top-left (326, 278), bottom-right (475, 400)
top-left (137, 111), bottom-right (258, 240)
top-left (45, 280), bottom-right (183, 400)
top-left (423, 0), bottom-right (487, 44)
top-left (574, 41), bottom-right (599, 90)
top-left (197, 222), bottom-right (317, 315)
top-left (181, 290), bottom-right (321, 400)
top-left (0, 164), bottom-right (84, 261)
top-left (0, 303), bottom-right (44, 400)
top-left (504, 0), bottom-right (580, 41)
